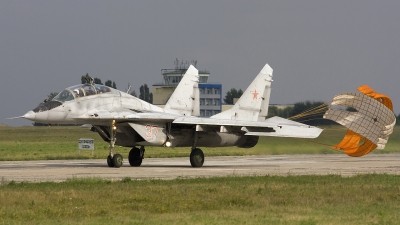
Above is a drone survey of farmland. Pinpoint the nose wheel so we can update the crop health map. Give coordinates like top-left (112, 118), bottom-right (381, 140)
top-left (107, 154), bottom-right (123, 168)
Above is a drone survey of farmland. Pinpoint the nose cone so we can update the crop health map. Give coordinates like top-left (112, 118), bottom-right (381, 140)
top-left (22, 110), bottom-right (36, 120)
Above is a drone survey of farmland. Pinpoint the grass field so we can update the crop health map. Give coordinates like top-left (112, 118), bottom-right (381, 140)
top-left (0, 126), bottom-right (399, 161)
top-left (1, 174), bottom-right (400, 224)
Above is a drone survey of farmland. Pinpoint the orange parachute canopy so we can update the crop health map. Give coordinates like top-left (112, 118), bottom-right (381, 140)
top-left (323, 85), bottom-right (396, 157)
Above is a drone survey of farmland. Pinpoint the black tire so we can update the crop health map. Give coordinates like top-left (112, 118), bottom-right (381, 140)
top-left (113, 154), bottom-right (123, 168)
top-left (128, 147), bottom-right (143, 167)
top-left (190, 148), bottom-right (204, 167)
top-left (107, 155), bottom-right (114, 167)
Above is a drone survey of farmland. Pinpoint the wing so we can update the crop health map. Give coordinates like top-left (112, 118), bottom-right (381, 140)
top-left (173, 116), bottom-right (323, 138)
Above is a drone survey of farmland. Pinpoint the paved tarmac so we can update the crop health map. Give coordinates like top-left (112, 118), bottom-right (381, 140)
top-left (1, 154), bottom-right (400, 183)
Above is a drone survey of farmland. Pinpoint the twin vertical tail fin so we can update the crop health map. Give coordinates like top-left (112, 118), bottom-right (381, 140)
top-left (211, 64), bottom-right (273, 121)
top-left (164, 65), bottom-right (200, 116)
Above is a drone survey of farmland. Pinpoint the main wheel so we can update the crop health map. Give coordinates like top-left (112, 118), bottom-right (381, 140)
top-left (107, 155), bottom-right (114, 167)
top-left (128, 147), bottom-right (143, 167)
top-left (190, 148), bottom-right (204, 167)
top-left (113, 154), bottom-right (123, 168)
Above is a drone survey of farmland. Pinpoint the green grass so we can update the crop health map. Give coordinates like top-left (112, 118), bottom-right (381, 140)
top-left (1, 174), bottom-right (400, 224)
top-left (1, 126), bottom-right (400, 224)
top-left (0, 126), bottom-right (399, 161)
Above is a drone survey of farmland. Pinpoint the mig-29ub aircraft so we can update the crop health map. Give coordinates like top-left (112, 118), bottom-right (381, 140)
top-left (13, 64), bottom-right (322, 168)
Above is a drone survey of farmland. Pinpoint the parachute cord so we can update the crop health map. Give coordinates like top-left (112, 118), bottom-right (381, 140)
top-left (290, 115), bottom-right (328, 124)
top-left (288, 103), bottom-right (330, 121)
top-left (289, 105), bottom-right (328, 120)
top-left (289, 103), bottom-right (328, 118)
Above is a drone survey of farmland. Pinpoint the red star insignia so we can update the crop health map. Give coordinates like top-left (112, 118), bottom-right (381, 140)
top-left (250, 89), bottom-right (259, 100)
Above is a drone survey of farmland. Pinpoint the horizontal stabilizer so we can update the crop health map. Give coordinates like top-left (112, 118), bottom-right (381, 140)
top-left (174, 116), bottom-right (323, 139)
top-left (241, 126), bottom-right (322, 138)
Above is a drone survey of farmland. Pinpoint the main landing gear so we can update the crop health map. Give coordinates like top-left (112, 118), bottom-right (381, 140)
top-left (189, 131), bottom-right (204, 167)
top-left (190, 148), bottom-right (204, 167)
top-left (108, 146), bottom-right (203, 167)
top-left (105, 121), bottom-right (204, 168)
top-left (128, 146), bottom-right (145, 167)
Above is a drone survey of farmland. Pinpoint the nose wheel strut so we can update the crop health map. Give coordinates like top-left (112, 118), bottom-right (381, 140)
top-left (106, 121), bottom-right (123, 168)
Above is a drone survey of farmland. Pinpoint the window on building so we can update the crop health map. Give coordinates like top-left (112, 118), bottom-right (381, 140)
top-left (206, 99), bottom-right (211, 105)
top-left (199, 76), bottom-right (208, 83)
top-left (200, 88), bottom-right (204, 94)
top-left (200, 99), bottom-right (204, 105)
top-left (213, 99), bottom-right (219, 106)
top-left (214, 88), bottom-right (220, 94)
top-left (200, 110), bottom-right (205, 117)
top-left (205, 110), bottom-right (211, 117)
top-left (168, 76), bottom-right (183, 84)
top-left (207, 88), bottom-right (212, 94)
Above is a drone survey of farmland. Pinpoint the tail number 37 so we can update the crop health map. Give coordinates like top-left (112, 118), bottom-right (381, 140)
top-left (145, 125), bottom-right (159, 139)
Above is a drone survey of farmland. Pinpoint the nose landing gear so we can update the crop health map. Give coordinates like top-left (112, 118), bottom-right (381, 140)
top-left (106, 121), bottom-right (124, 168)
top-left (107, 153), bottom-right (123, 168)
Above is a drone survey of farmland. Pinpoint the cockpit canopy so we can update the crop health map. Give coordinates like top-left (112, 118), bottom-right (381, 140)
top-left (33, 83), bottom-right (119, 113)
top-left (52, 84), bottom-right (116, 102)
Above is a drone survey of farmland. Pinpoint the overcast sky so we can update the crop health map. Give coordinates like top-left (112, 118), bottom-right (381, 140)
top-left (1, 1), bottom-right (399, 126)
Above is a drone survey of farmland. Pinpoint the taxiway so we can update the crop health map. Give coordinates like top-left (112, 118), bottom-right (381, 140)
top-left (1, 154), bottom-right (400, 183)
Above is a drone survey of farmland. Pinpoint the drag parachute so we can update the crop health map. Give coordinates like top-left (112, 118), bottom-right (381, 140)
top-left (323, 85), bottom-right (396, 157)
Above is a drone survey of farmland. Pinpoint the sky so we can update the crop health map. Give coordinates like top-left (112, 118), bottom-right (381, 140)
top-left (1, 1), bottom-right (399, 126)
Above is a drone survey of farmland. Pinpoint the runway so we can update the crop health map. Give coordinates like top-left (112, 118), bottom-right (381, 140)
top-left (1, 154), bottom-right (400, 183)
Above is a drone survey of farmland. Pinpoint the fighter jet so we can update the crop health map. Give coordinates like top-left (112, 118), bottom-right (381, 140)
top-left (14, 64), bottom-right (322, 168)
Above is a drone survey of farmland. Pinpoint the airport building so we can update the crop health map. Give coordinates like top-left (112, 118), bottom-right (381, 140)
top-left (152, 60), bottom-right (222, 117)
